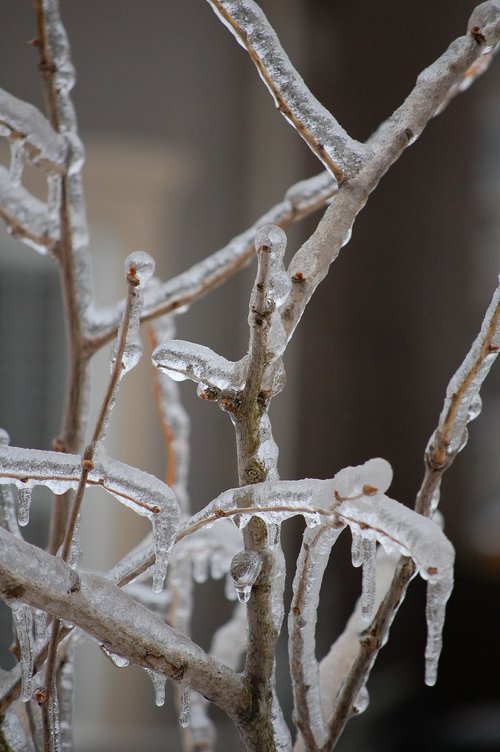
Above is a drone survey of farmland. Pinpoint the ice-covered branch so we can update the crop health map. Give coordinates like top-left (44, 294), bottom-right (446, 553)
top-left (0, 88), bottom-right (67, 173)
top-left (293, 549), bottom-right (399, 752)
top-left (282, 1), bottom-right (500, 342)
top-left (205, 0), bottom-right (368, 181)
top-left (0, 167), bottom-right (57, 254)
top-left (417, 276), bottom-right (500, 516)
top-left (85, 171), bottom-right (336, 348)
top-left (0, 443), bottom-right (179, 594)
top-left (0, 527), bottom-right (250, 720)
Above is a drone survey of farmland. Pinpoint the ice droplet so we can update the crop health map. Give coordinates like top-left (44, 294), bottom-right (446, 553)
top-left (230, 550), bottom-right (262, 603)
top-left (10, 601), bottom-right (34, 702)
top-left (179, 684), bottom-right (191, 728)
top-left (467, 393), bottom-right (482, 421)
top-left (145, 668), bottom-right (166, 707)
top-left (17, 487), bottom-right (32, 527)
top-left (99, 644), bottom-right (130, 668)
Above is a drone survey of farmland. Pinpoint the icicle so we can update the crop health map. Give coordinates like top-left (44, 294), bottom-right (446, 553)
top-left (10, 600), bottom-right (34, 702)
top-left (179, 684), bottom-right (191, 728)
top-left (99, 644), bottom-right (130, 668)
top-left (145, 668), bottom-right (166, 707)
top-left (192, 550), bottom-right (210, 584)
top-left (17, 486), bottom-right (32, 526)
top-left (33, 608), bottom-right (48, 644)
top-left (424, 577), bottom-right (453, 686)
top-left (360, 538), bottom-right (377, 622)
top-left (230, 550), bottom-right (262, 604)
top-left (9, 138), bottom-right (25, 186)
top-left (351, 530), bottom-right (364, 567)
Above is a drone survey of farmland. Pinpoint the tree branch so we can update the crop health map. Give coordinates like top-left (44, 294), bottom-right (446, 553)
top-left (205, 0), bottom-right (368, 182)
top-left (0, 528), bottom-right (249, 721)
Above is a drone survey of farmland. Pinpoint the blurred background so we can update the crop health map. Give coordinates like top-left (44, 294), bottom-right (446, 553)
top-left (1, 1), bottom-right (500, 750)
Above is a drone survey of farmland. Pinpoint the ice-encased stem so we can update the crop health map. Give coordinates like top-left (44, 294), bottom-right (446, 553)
top-left (10, 601), bottom-right (34, 703)
top-left (205, 0), bottom-right (367, 181)
top-left (289, 523), bottom-right (345, 749)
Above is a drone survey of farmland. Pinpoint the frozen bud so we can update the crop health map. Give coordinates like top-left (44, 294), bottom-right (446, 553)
top-left (125, 251), bottom-right (155, 287)
top-left (255, 224), bottom-right (287, 259)
top-left (468, 1), bottom-right (500, 50)
top-left (230, 550), bottom-right (262, 603)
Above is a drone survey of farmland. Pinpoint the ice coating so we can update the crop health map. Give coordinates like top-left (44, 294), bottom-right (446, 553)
top-left (17, 487), bottom-right (32, 527)
top-left (33, 607), bottom-right (48, 644)
top-left (254, 224), bottom-right (290, 307)
top-left (0, 444), bottom-right (180, 591)
top-left (230, 550), bottom-right (262, 603)
top-left (205, 0), bottom-right (367, 178)
top-left (179, 684), bottom-right (191, 728)
top-left (153, 340), bottom-right (246, 391)
top-left (145, 668), bottom-right (166, 707)
top-left (9, 600), bottom-right (34, 702)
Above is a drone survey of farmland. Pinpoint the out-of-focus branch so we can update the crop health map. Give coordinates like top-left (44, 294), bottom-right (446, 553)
top-left (0, 167), bottom-right (57, 254)
top-left (205, 0), bottom-right (368, 182)
top-left (0, 88), bottom-right (67, 173)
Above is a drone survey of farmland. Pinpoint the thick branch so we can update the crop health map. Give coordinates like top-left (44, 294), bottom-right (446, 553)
top-left (0, 528), bottom-right (249, 720)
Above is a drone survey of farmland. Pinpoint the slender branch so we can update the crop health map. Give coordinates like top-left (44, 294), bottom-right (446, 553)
top-left (205, 0), bottom-right (367, 182)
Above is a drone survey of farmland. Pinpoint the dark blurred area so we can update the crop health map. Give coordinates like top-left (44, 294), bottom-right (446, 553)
top-left (1, 1), bottom-right (499, 750)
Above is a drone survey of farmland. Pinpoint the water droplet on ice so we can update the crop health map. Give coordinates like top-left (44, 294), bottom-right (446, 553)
top-left (467, 393), bottom-right (482, 422)
top-left (235, 585), bottom-right (252, 603)
top-left (99, 644), bottom-right (130, 668)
